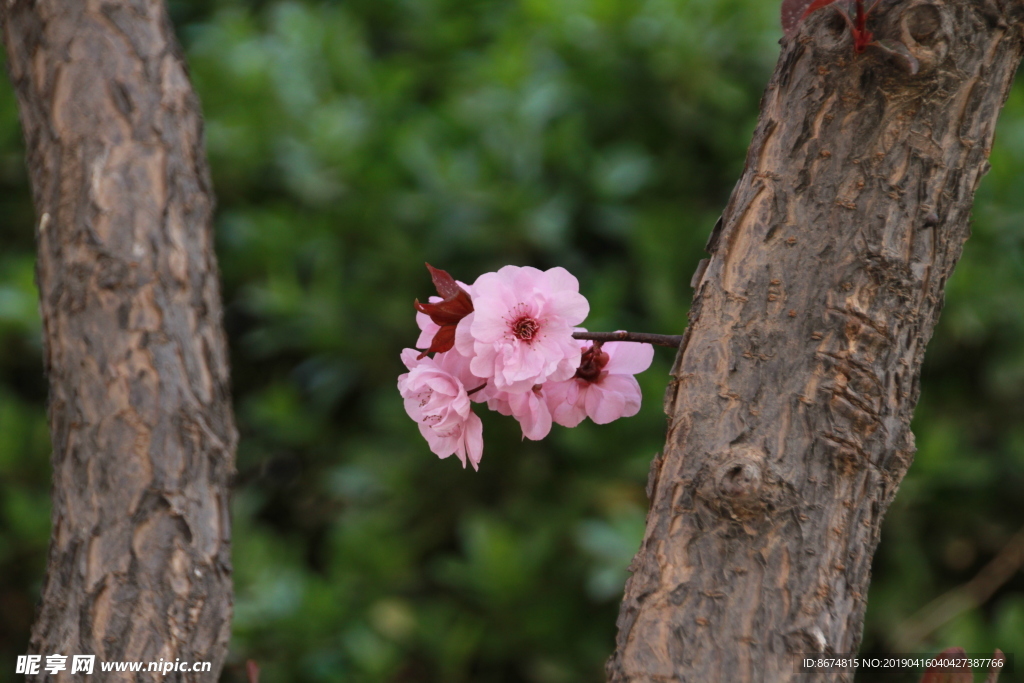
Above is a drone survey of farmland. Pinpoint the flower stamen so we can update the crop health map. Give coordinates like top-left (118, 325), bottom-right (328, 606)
top-left (511, 316), bottom-right (540, 342)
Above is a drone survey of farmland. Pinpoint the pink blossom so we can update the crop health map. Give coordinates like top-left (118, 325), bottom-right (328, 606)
top-left (545, 340), bottom-right (654, 427)
top-left (398, 348), bottom-right (484, 470)
top-left (482, 384), bottom-right (552, 441)
top-left (415, 301), bottom-right (441, 349)
top-left (455, 266), bottom-right (589, 393)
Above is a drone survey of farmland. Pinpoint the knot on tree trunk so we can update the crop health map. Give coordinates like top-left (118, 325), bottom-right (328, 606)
top-left (700, 446), bottom-right (783, 520)
top-left (889, 0), bottom-right (953, 72)
top-left (802, 0), bottom-right (954, 74)
top-left (717, 459), bottom-right (762, 500)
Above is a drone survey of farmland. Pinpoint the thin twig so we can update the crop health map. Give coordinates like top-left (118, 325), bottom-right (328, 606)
top-left (573, 331), bottom-right (683, 348)
top-left (893, 524), bottom-right (1024, 652)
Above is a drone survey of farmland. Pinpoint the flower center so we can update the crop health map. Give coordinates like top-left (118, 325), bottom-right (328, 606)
top-left (511, 316), bottom-right (540, 342)
top-left (575, 342), bottom-right (609, 383)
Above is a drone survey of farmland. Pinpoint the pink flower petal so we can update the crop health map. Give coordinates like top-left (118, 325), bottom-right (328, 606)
top-left (510, 265), bottom-right (544, 292)
top-left (604, 341), bottom-right (655, 375)
top-left (460, 265), bottom-right (589, 393)
top-left (508, 390), bottom-right (552, 440)
top-left (546, 379), bottom-right (587, 428)
top-left (398, 348), bottom-right (485, 469)
top-left (585, 384), bottom-right (628, 424)
top-left (416, 311), bottom-right (441, 349)
top-left (596, 374), bottom-right (642, 418)
top-left (544, 290), bottom-right (589, 325)
top-left (419, 422), bottom-right (461, 462)
top-left (541, 266), bottom-right (579, 292)
top-left (469, 343), bottom-right (498, 381)
top-left (454, 313), bottom-right (477, 357)
top-left (470, 303), bottom-right (514, 342)
top-left (400, 348), bottom-right (422, 371)
top-left (462, 412), bottom-right (484, 470)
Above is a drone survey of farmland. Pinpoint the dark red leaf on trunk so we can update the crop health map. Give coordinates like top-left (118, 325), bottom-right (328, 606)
top-left (246, 661), bottom-right (261, 683)
top-left (781, 0), bottom-right (842, 34)
top-left (918, 648), bottom-right (972, 683)
top-left (986, 650), bottom-right (1006, 683)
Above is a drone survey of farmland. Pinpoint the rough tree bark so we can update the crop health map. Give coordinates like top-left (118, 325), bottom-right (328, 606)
top-left (1, 1), bottom-right (236, 679)
top-left (608, 0), bottom-right (1023, 681)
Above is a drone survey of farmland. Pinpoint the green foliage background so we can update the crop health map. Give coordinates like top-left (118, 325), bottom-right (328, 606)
top-left (1, 0), bottom-right (1023, 681)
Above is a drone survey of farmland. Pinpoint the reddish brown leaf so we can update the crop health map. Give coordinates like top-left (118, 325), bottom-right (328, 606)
top-left (985, 650), bottom-right (1006, 683)
top-left (801, 0), bottom-right (846, 24)
top-left (414, 263), bottom-right (474, 357)
top-left (919, 648), bottom-right (971, 683)
top-left (417, 324), bottom-right (457, 359)
top-left (781, 0), bottom-right (813, 33)
top-left (414, 297), bottom-right (472, 325)
top-left (246, 660), bottom-right (260, 683)
top-left (426, 263), bottom-right (463, 300)
top-left (781, 0), bottom-right (843, 34)
top-left (415, 264), bottom-right (473, 326)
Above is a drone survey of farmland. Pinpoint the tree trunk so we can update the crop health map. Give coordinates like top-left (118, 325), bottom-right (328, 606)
top-left (608, 0), bottom-right (1023, 681)
top-left (1, 1), bottom-right (236, 679)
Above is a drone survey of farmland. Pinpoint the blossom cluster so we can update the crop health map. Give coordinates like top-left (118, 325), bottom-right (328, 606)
top-left (398, 265), bottom-right (653, 470)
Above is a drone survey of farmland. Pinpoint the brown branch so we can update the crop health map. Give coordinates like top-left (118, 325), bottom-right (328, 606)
top-left (894, 524), bottom-right (1024, 652)
top-left (572, 331), bottom-right (683, 348)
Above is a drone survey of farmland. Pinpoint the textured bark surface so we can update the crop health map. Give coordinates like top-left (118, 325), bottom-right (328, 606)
top-left (609, 1), bottom-right (1024, 681)
top-left (1, 1), bottom-right (236, 679)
